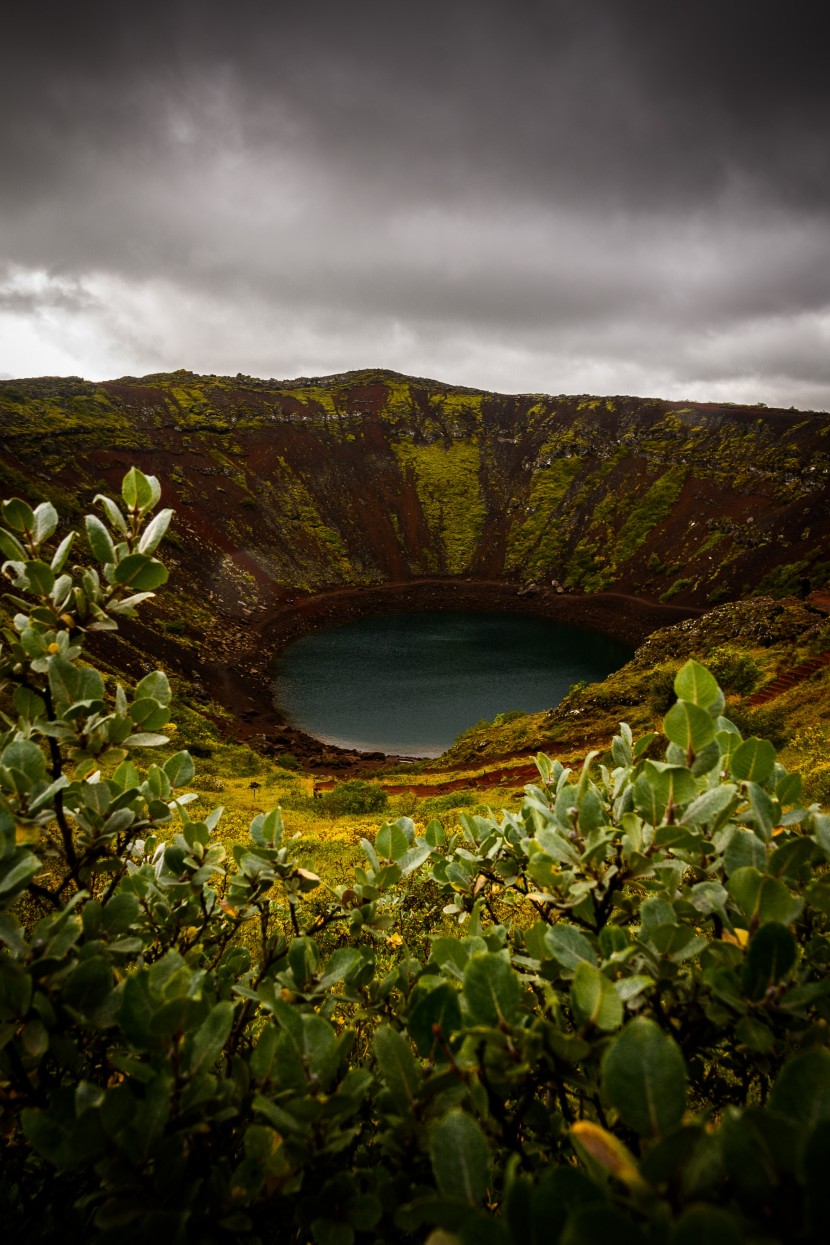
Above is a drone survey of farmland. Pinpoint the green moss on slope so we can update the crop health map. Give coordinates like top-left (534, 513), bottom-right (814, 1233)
top-left (611, 465), bottom-right (687, 564)
top-left (393, 438), bottom-right (486, 573)
top-left (505, 452), bottom-right (584, 576)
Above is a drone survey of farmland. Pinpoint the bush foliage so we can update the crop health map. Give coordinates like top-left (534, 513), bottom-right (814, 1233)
top-left (2, 473), bottom-right (830, 1243)
top-left (322, 780), bottom-right (390, 818)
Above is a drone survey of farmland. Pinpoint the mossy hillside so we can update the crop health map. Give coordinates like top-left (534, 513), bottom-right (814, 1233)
top-left (251, 458), bottom-right (360, 589)
top-left (3, 371), bottom-right (830, 608)
top-left (422, 596), bottom-right (830, 796)
top-left (3, 369), bottom-right (830, 766)
top-left (504, 450), bottom-right (585, 576)
top-left (504, 450), bottom-right (688, 592)
top-left (612, 465), bottom-right (687, 563)
top-left (393, 437), bottom-right (487, 573)
top-left (0, 377), bottom-right (145, 446)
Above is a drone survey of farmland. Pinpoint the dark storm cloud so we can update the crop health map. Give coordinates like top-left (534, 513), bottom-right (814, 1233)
top-left (1, 1), bottom-right (829, 407)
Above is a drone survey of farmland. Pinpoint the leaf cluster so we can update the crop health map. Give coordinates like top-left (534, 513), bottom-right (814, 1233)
top-left (2, 476), bottom-right (830, 1244)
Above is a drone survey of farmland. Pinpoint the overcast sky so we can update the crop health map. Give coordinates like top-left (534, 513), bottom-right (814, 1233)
top-left (1, 1), bottom-right (829, 408)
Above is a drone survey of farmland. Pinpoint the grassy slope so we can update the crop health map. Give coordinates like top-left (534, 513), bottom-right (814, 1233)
top-left (129, 594), bottom-right (829, 885)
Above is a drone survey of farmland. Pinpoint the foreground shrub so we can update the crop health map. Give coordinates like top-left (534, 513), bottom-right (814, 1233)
top-left (323, 778), bottom-right (389, 817)
top-left (1, 473), bottom-right (830, 1243)
top-left (706, 644), bottom-right (762, 695)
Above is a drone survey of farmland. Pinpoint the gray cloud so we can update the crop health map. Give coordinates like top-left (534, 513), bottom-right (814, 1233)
top-left (1, 1), bottom-right (829, 408)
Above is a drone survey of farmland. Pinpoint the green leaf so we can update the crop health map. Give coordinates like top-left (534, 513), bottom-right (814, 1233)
top-left (734, 1016), bottom-right (776, 1053)
top-left (316, 948), bottom-right (361, 992)
top-left (663, 700), bottom-right (716, 754)
top-left (425, 818), bottom-right (446, 848)
top-left (189, 1001), bottom-right (235, 1073)
top-left (135, 670), bottom-right (171, 704)
top-left (746, 782), bottom-right (778, 842)
top-left (769, 1048), bottom-right (830, 1129)
top-left (94, 494), bottom-right (129, 535)
top-left (652, 825), bottom-right (707, 855)
top-left (674, 659), bottom-right (721, 709)
top-left (0, 527), bottom-right (27, 560)
top-left (544, 924), bottom-right (597, 970)
top-left (111, 553), bottom-right (168, 592)
top-left (129, 698), bottom-right (170, 730)
top-left (633, 772), bottom-right (664, 827)
top-left (0, 850), bottom-right (41, 897)
top-left (634, 762), bottom-right (697, 825)
top-left (345, 1196), bottom-right (382, 1233)
top-left (559, 1204), bottom-right (646, 1245)
top-left (727, 867), bottom-right (803, 926)
top-left (122, 467), bottom-right (160, 513)
top-left (374, 1025), bottom-right (419, 1113)
top-left (125, 732), bottom-right (169, 748)
top-left (652, 763), bottom-right (698, 809)
top-left (288, 936), bottom-right (321, 989)
top-left (298, 1014), bottom-right (338, 1080)
top-left (399, 838), bottom-right (432, 875)
top-left (813, 813), bottom-right (830, 859)
top-left (670, 1205), bottom-right (744, 1245)
top-left (776, 770), bottom-right (803, 807)
top-left (463, 953), bottom-right (521, 1026)
top-left (602, 1017), bottom-right (687, 1138)
top-left (251, 807), bottom-right (283, 848)
top-left (63, 957), bottom-right (115, 1019)
top-left (430, 935), bottom-right (487, 976)
top-left (2, 738), bottom-right (47, 786)
top-left (138, 508), bottom-right (173, 554)
top-left (407, 982), bottom-right (462, 1060)
top-left (633, 731), bottom-right (657, 759)
top-left (731, 737), bottom-right (776, 785)
top-left (376, 820), bottom-right (410, 862)
top-left (311, 1219), bottom-right (353, 1245)
top-left (118, 971), bottom-right (154, 1047)
top-left (742, 923), bottom-right (797, 1000)
top-left (649, 923), bottom-right (704, 961)
top-left (571, 962), bottom-right (623, 1031)
top-left (768, 836), bottom-right (815, 881)
top-left (24, 559), bottom-right (55, 596)
top-left (85, 514), bottom-right (116, 564)
top-left (724, 828), bottom-right (767, 875)
top-left (683, 784), bottom-right (737, 827)
top-left (360, 836), bottom-right (380, 871)
top-left (32, 501), bottom-right (58, 543)
top-left (163, 751), bottom-right (195, 789)
top-left (430, 1109), bottom-right (490, 1205)
top-left (250, 1023), bottom-right (278, 1083)
top-left (2, 497), bottom-right (35, 533)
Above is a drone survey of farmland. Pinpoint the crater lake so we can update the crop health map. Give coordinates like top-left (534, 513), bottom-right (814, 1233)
top-left (273, 610), bottom-right (632, 757)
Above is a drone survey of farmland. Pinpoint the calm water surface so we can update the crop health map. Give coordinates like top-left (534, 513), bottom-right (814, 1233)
top-left (274, 610), bottom-right (631, 757)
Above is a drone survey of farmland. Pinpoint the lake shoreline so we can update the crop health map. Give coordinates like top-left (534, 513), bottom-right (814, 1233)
top-left (258, 578), bottom-right (702, 653)
top-left (201, 579), bottom-right (704, 772)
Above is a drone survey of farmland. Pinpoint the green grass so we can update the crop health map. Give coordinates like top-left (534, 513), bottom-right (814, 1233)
top-left (393, 437), bottom-right (487, 573)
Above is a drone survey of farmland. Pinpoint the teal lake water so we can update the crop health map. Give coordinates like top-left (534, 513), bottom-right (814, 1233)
top-left (273, 610), bottom-right (631, 757)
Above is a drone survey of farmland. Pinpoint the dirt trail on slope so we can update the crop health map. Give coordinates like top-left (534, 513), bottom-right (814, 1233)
top-left (747, 651), bottom-right (830, 706)
top-left (312, 733), bottom-right (610, 797)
